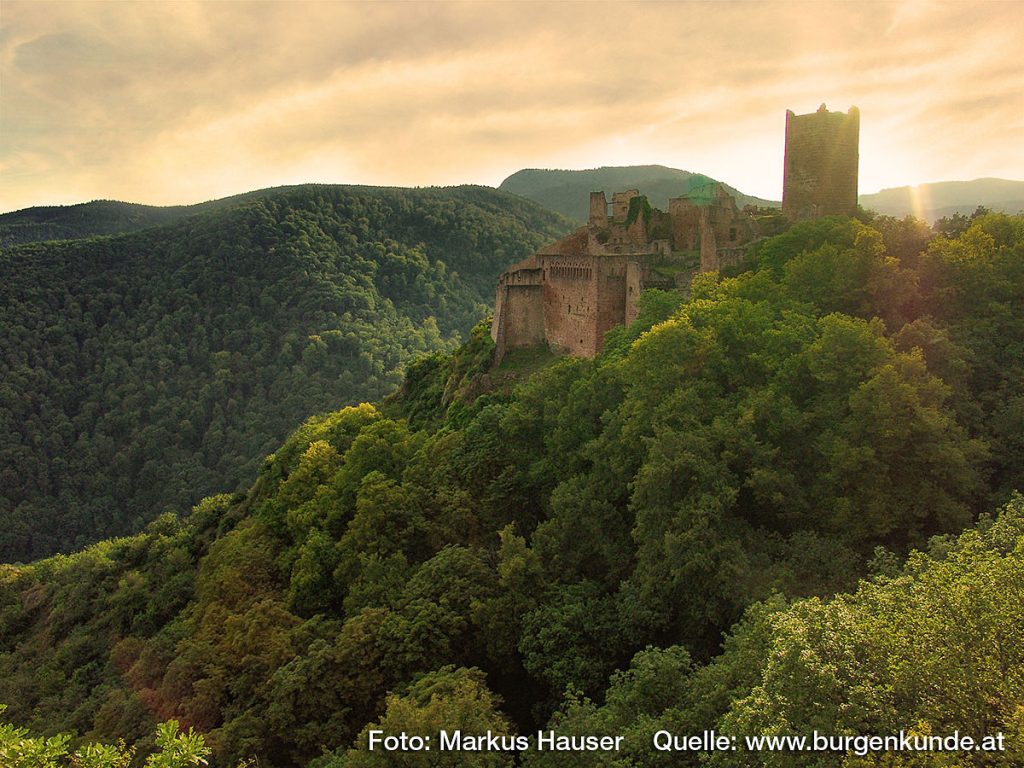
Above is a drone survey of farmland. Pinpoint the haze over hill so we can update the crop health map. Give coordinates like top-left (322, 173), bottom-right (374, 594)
top-left (858, 178), bottom-right (1024, 222)
top-left (499, 166), bottom-right (780, 222)
top-left (0, 183), bottom-right (571, 561)
top-left (0, 201), bottom-right (200, 247)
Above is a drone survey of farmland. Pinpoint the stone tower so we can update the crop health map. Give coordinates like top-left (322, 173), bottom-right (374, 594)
top-left (782, 104), bottom-right (859, 220)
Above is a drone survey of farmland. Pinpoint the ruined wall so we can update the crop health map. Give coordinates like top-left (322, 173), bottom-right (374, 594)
top-left (669, 184), bottom-right (753, 272)
top-left (611, 189), bottom-right (640, 223)
top-left (782, 104), bottom-right (859, 220)
top-left (589, 191), bottom-right (609, 228)
top-left (698, 206), bottom-right (718, 272)
top-left (625, 262), bottom-right (642, 325)
top-left (669, 197), bottom-right (702, 251)
top-left (594, 260), bottom-right (629, 350)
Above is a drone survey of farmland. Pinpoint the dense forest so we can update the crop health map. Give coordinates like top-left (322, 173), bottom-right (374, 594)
top-left (0, 185), bottom-right (571, 561)
top-left (1, 210), bottom-right (1021, 766)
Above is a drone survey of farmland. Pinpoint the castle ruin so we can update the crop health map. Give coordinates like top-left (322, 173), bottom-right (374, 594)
top-left (491, 183), bottom-right (753, 361)
top-left (492, 105), bottom-right (860, 362)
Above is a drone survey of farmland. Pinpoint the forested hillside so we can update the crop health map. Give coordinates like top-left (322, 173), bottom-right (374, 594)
top-left (0, 185), bottom-right (572, 561)
top-left (1, 212), bottom-right (1021, 767)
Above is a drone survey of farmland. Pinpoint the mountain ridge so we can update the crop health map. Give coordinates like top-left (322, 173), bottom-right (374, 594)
top-left (858, 177), bottom-right (1024, 221)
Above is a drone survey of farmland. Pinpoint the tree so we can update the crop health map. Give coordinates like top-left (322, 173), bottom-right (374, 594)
top-left (316, 666), bottom-right (514, 768)
top-left (0, 710), bottom-right (211, 768)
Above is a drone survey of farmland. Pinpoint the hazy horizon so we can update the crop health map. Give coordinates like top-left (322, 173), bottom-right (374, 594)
top-left (2, 0), bottom-right (1022, 214)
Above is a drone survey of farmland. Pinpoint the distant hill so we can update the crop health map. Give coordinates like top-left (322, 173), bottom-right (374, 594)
top-left (0, 199), bottom-right (220, 247)
top-left (1, 186), bottom-right (371, 246)
top-left (859, 178), bottom-right (1024, 222)
top-left (499, 165), bottom-right (780, 221)
top-left (0, 184), bottom-right (572, 561)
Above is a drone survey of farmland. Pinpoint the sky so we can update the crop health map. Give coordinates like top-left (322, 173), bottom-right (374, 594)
top-left (1, 0), bottom-right (1022, 213)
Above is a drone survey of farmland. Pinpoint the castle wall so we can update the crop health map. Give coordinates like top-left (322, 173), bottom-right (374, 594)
top-left (699, 206), bottom-right (718, 272)
top-left (611, 189), bottom-right (640, 223)
top-left (504, 285), bottom-right (545, 348)
top-left (542, 257), bottom-right (600, 357)
top-left (669, 184), bottom-right (756, 272)
top-left (625, 262), bottom-right (642, 325)
top-left (782, 105), bottom-right (859, 220)
top-left (539, 255), bottom-right (637, 357)
top-left (669, 198), bottom-right (702, 251)
top-left (595, 261), bottom-right (628, 348)
top-left (491, 262), bottom-right (543, 364)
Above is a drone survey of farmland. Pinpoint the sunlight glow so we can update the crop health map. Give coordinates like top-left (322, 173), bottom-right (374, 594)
top-left (1, 1), bottom-right (1021, 211)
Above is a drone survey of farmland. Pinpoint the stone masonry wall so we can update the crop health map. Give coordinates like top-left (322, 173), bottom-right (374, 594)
top-left (542, 257), bottom-right (600, 357)
top-left (782, 105), bottom-right (859, 220)
top-left (594, 259), bottom-right (629, 351)
top-left (589, 191), bottom-right (609, 228)
top-left (539, 254), bottom-right (637, 357)
top-left (503, 285), bottom-right (545, 348)
top-left (611, 190), bottom-right (640, 223)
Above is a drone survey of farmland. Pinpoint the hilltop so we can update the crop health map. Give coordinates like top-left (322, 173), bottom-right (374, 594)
top-left (0, 189), bottom-right (282, 247)
top-left (0, 184), bottom-right (572, 561)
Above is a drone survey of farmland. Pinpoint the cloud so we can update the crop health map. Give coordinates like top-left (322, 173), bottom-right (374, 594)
top-left (1, 0), bottom-right (1021, 211)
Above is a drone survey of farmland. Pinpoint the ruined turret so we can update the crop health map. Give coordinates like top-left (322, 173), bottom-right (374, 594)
top-left (588, 191), bottom-right (609, 229)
